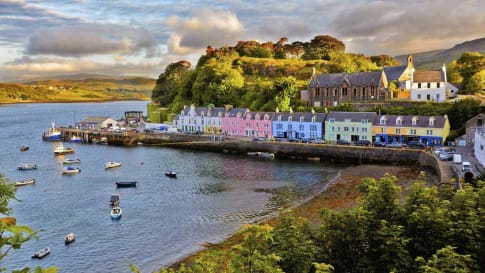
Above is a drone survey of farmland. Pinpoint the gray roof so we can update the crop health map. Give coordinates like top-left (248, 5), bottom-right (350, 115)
top-left (226, 108), bottom-right (249, 118)
top-left (244, 112), bottom-right (277, 121)
top-left (181, 106), bottom-right (226, 117)
top-left (272, 112), bottom-right (326, 122)
top-left (326, 112), bottom-right (377, 122)
top-left (383, 65), bottom-right (407, 82)
top-left (309, 71), bottom-right (383, 88)
top-left (375, 115), bottom-right (448, 128)
top-left (82, 116), bottom-right (111, 123)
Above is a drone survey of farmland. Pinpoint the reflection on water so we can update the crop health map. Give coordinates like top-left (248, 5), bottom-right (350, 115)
top-left (0, 102), bottom-right (342, 273)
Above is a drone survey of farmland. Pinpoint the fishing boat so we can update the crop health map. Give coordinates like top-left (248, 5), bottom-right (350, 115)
top-left (20, 145), bottom-right (29, 151)
top-left (110, 206), bottom-right (122, 219)
top-left (17, 163), bottom-right (38, 170)
top-left (54, 145), bottom-right (75, 155)
top-left (99, 137), bottom-right (108, 144)
top-left (115, 181), bottom-right (137, 188)
top-left (105, 161), bottom-right (122, 169)
top-left (14, 178), bottom-right (35, 186)
top-left (70, 136), bottom-right (82, 143)
top-left (63, 158), bottom-right (81, 164)
top-left (42, 122), bottom-right (62, 141)
top-left (258, 152), bottom-right (275, 159)
top-left (64, 232), bottom-right (75, 244)
top-left (62, 166), bottom-right (81, 175)
top-left (164, 171), bottom-right (177, 178)
top-left (32, 247), bottom-right (50, 259)
top-left (109, 194), bottom-right (120, 206)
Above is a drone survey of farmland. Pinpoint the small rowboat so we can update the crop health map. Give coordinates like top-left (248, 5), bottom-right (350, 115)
top-left (105, 161), bottom-right (122, 169)
top-left (14, 178), bottom-right (35, 186)
top-left (32, 247), bottom-right (50, 259)
top-left (111, 206), bottom-right (122, 219)
top-left (17, 163), bottom-right (38, 170)
top-left (63, 158), bottom-right (81, 164)
top-left (20, 145), bottom-right (29, 151)
top-left (116, 181), bottom-right (137, 188)
top-left (62, 166), bottom-right (81, 175)
top-left (164, 171), bottom-right (177, 178)
top-left (64, 232), bottom-right (75, 244)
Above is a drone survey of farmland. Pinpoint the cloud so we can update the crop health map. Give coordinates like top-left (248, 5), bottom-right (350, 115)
top-left (26, 23), bottom-right (161, 57)
top-left (331, 0), bottom-right (485, 55)
top-left (166, 8), bottom-right (245, 55)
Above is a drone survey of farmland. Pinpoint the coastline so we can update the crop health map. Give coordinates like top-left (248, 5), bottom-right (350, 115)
top-left (0, 97), bottom-right (150, 106)
top-left (165, 163), bottom-right (439, 270)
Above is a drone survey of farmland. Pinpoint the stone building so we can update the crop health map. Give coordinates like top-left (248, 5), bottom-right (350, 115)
top-left (466, 113), bottom-right (485, 147)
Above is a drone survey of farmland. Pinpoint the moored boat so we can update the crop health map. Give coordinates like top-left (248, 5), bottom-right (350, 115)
top-left (258, 152), bottom-right (275, 159)
top-left (14, 178), bottom-right (35, 186)
top-left (99, 137), bottom-right (108, 144)
top-left (42, 122), bottom-right (62, 141)
top-left (17, 163), bottom-right (38, 170)
top-left (62, 166), bottom-right (81, 175)
top-left (54, 145), bottom-right (75, 155)
top-left (115, 181), bottom-right (137, 188)
top-left (70, 136), bottom-right (82, 143)
top-left (109, 194), bottom-right (120, 206)
top-left (110, 206), bottom-right (122, 219)
top-left (105, 161), bottom-right (122, 169)
top-left (63, 158), bottom-right (81, 164)
top-left (164, 171), bottom-right (177, 178)
top-left (64, 232), bottom-right (75, 244)
top-left (20, 145), bottom-right (29, 151)
top-left (32, 247), bottom-right (50, 259)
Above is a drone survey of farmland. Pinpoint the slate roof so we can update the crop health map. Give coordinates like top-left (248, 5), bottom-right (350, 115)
top-left (309, 71), bottom-right (383, 88)
top-left (82, 116), bottom-right (111, 123)
top-left (226, 108), bottom-right (250, 118)
top-left (244, 112), bottom-right (277, 121)
top-left (181, 106), bottom-right (227, 117)
top-left (375, 115), bottom-right (448, 128)
top-left (383, 65), bottom-right (407, 82)
top-left (272, 112), bottom-right (327, 122)
top-left (326, 112), bottom-right (376, 122)
top-left (413, 70), bottom-right (445, 83)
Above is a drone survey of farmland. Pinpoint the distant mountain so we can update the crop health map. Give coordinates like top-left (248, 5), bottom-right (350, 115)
top-left (395, 37), bottom-right (485, 69)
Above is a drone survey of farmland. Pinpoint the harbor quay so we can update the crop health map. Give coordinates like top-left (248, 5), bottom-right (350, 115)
top-left (56, 127), bottom-right (452, 184)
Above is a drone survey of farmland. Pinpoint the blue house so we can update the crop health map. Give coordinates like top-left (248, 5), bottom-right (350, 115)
top-left (272, 112), bottom-right (326, 140)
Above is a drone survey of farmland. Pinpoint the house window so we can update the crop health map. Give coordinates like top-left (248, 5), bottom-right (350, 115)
top-left (427, 129), bottom-right (433, 135)
top-left (362, 136), bottom-right (368, 140)
top-left (396, 128), bottom-right (401, 134)
top-left (411, 129), bottom-right (416, 135)
top-left (344, 127), bottom-right (349, 132)
top-left (246, 123), bottom-right (250, 128)
top-left (478, 119), bottom-right (483, 126)
top-left (437, 82), bottom-right (440, 88)
top-left (264, 124), bottom-right (268, 128)
top-left (418, 94), bottom-right (422, 99)
top-left (361, 119), bottom-right (368, 124)
top-left (362, 128), bottom-right (368, 133)
top-left (329, 119), bottom-right (335, 123)
top-left (343, 87), bottom-right (348, 96)
top-left (380, 118), bottom-right (386, 125)
top-left (418, 83), bottom-right (421, 88)
top-left (315, 89), bottom-right (320, 97)
top-left (429, 118), bottom-right (434, 126)
top-left (427, 82), bottom-right (431, 88)
top-left (276, 124), bottom-right (283, 130)
top-left (278, 116), bottom-right (282, 121)
top-left (334, 89), bottom-right (337, 96)
top-left (412, 118), bottom-right (417, 125)
top-left (310, 125), bottom-right (317, 131)
top-left (299, 125), bottom-right (304, 130)
top-left (353, 88), bottom-right (357, 96)
top-left (300, 116), bottom-right (304, 122)
top-left (312, 116), bottom-right (316, 122)
top-left (288, 117), bottom-right (292, 122)
top-left (396, 118), bottom-right (402, 125)
top-left (331, 126), bottom-right (335, 131)
top-left (381, 128), bottom-right (385, 134)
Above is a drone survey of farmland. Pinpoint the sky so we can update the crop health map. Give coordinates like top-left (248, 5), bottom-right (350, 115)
top-left (0, 0), bottom-right (484, 81)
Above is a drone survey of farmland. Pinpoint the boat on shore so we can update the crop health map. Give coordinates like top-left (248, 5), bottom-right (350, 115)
top-left (17, 163), bottom-right (38, 170)
top-left (165, 171), bottom-right (177, 178)
top-left (14, 178), bottom-right (35, 186)
top-left (62, 166), bottom-right (81, 175)
top-left (20, 145), bottom-right (29, 151)
top-left (247, 152), bottom-right (275, 159)
top-left (64, 232), bottom-right (75, 244)
top-left (63, 158), bottom-right (81, 164)
top-left (43, 122), bottom-right (62, 142)
top-left (109, 194), bottom-right (120, 206)
top-left (110, 206), bottom-right (122, 219)
top-left (116, 181), bottom-right (137, 188)
top-left (32, 247), bottom-right (50, 259)
top-left (105, 161), bottom-right (122, 169)
top-left (54, 145), bottom-right (75, 155)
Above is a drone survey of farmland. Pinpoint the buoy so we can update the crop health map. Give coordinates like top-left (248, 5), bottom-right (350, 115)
top-left (141, 162), bottom-right (144, 165)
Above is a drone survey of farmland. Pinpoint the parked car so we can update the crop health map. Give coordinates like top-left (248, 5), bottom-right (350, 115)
top-left (387, 142), bottom-right (403, 148)
top-left (453, 154), bottom-right (462, 164)
top-left (439, 152), bottom-right (453, 161)
top-left (337, 139), bottom-right (350, 145)
top-left (312, 139), bottom-right (326, 144)
top-left (462, 161), bottom-right (472, 172)
top-left (354, 140), bottom-right (371, 146)
top-left (406, 141), bottom-right (426, 149)
top-left (373, 142), bottom-right (386, 147)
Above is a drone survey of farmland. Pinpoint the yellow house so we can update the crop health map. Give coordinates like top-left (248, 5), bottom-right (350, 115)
top-left (373, 115), bottom-right (450, 146)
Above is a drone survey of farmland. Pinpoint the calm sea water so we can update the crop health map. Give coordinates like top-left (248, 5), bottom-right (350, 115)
top-left (0, 101), bottom-right (341, 273)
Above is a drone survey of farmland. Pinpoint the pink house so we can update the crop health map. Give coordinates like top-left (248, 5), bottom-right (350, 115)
top-left (221, 107), bottom-right (250, 136)
top-left (242, 112), bottom-right (274, 138)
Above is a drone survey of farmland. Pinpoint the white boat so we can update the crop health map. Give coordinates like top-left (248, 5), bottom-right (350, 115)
top-left (99, 137), bottom-right (108, 144)
top-left (258, 152), bottom-right (275, 159)
top-left (42, 122), bottom-right (62, 142)
top-left (111, 206), bottom-right (122, 219)
top-left (32, 247), bottom-right (50, 259)
top-left (63, 158), bottom-right (81, 164)
top-left (54, 145), bottom-right (75, 155)
top-left (17, 163), bottom-right (38, 170)
top-left (105, 161), bottom-right (122, 169)
top-left (70, 136), bottom-right (82, 143)
top-left (64, 232), bottom-right (75, 244)
top-left (62, 166), bottom-right (81, 175)
top-left (14, 178), bottom-right (35, 186)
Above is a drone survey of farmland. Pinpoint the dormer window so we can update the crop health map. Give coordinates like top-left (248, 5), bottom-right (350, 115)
top-left (412, 116), bottom-right (418, 125)
top-left (300, 116), bottom-right (304, 123)
top-left (312, 116), bottom-right (316, 122)
top-left (288, 116), bottom-right (292, 122)
top-left (396, 117), bottom-right (402, 125)
top-left (278, 116), bottom-right (282, 121)
top-left (380, 117), bottom-right (386, 125)
top-left (429, 117), bottom-right (435, 126)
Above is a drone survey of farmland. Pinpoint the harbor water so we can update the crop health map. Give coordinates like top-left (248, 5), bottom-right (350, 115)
top-left (0, 101), bottom-right (342, 273)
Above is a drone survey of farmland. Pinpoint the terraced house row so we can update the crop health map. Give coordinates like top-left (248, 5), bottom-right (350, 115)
top-left (174, 105), bottom-right (450, 147)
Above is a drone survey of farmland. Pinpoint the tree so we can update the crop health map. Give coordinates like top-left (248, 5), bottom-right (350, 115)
top-left (467, 70), bottom-right (485, 94)
top-left (416, 246), bottom-right (476, 273)
top-left (152, 61), bottom-right (191, 106)
top-left (456, 52), bottom-right (485, 94)
top-left (273, 77), bottom-right (298, 112)
top-left (0, 174), bottom-right (58, 273)
top-left (302, 35), bottom-right (345, 61)
top-left (272, 211), bottom-right (316, 273)
top-left (370, 55), bottom-right (401, 67)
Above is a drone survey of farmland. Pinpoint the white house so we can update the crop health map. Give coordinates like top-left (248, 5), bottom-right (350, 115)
top-left (474, 128), bottom-right (485, 168)
top-left (176, 105), bottom-right (226, 134)
top-left (77, 116), bottom-right (118, 129)
top-left (410, 65), bottom-right (448, 102)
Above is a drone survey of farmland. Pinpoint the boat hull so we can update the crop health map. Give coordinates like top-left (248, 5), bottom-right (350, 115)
top-left (32, 247), bottom-right (51, 259)
top-left (116, 182), bottom-right (137, 188)
top-left (14, 179), bottom-right (35, 186)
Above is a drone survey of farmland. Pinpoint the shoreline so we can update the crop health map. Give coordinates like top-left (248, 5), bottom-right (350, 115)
top-left (164, 163), bottom-right (438, 270)
top-left (0, 98), bottom-right (150, 106)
